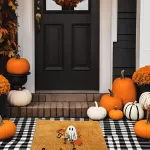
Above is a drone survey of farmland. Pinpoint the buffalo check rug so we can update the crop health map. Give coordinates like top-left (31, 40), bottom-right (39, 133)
top-left (0, 118), bottom-right (150, 150)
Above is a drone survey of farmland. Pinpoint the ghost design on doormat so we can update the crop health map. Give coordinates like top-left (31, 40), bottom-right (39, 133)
top-left (65, 125), bottom-right (77, 141)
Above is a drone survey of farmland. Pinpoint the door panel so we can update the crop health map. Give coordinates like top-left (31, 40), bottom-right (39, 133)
top-left (35, 0), bottom-right (99, 90)
top-left (44, 24), bottom-right (64, 71)
top-left (72, 24), bottom-right (91, 71)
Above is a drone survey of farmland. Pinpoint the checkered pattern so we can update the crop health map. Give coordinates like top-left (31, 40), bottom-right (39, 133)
top-left (0, 118), bottom-right (150, 150)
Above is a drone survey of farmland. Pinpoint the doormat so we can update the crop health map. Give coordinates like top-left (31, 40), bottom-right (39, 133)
top-left (31, 120), bottom-right (107, 150)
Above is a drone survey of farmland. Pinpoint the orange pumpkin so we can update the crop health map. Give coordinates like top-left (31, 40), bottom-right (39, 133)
top-left (99, 89), bottom-right (123, 112)
top-left (109, 106), bottom-right (124, 120)
top-left (6, 54), bottom-right (30, 74)
top-left (0, 116), bottom-right (16, 140)
top-left (112, 70), bottom-right (136, 105)
top-left (134, 105), bottom-right (150, 139)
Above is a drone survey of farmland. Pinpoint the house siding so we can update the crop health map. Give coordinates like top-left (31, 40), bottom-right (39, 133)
top-left (113, 0), bottom-right (136, 80)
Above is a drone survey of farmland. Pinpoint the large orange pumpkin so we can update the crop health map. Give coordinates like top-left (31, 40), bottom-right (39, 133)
top-left (6, 54), bottom-right (30, 74)
top-left (99, 89), bottom-right (123, 112)
top-left (112, 70), bottom-right (136, 105)
top-left (134, 105), bottom-right (150, 139)
top-left (0, 116), bottom-right (16, 140)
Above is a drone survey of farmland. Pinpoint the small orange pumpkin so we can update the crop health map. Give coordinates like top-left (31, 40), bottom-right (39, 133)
top-left (134, 105), bottom-right (150, 139)
top-left (6, 54), bottom-right (30, 74)
top-left (99, 89), bottom-right (123, 112)
top-left (112, 70), bottom-right (136, 105)
top-left (0, 115), bottom-right (16, 140)
top-left (109, 106), bottom-right (124, 120)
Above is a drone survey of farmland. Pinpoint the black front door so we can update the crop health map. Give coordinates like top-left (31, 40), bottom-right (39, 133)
top-left (35, 0), bottom-right (99, 90)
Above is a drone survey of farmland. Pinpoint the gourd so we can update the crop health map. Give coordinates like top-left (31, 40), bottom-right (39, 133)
top-left (109, 106), bottom-right (124, 120)
top-left (8, 88), bottom-right (32, 106)
top-left (112, 70), bottom-right (136, 105)
top-left (123, 101), bottom-right (144, 120)
top-left (0, 116), bottom-right (16, 140)
top-left (134, 105), bottom-right (150, 139)
top-left (139, 92), bottom-right (150, 110)
top-left (6, 54), bottom-right (30, 74)
top-left (99, 89), bottom-right (123, 112)
top-left (87, 101), bottom-right (107, 120)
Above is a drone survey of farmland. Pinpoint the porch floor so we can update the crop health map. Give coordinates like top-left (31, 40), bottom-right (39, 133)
top-left (0, 117), bottom-right (150, 150)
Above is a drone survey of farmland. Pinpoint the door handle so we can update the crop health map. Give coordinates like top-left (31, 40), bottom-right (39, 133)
top-left (35, 13), bottom-right (41, 32)
top-left (35, 0), bottom-right (41, 32)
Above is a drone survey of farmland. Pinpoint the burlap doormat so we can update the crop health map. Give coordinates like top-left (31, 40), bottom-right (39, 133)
top-left (31, 120), bottom-right (107, 150)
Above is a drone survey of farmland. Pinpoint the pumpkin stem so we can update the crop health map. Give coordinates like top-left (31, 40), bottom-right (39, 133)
top-left (146, 105), bottom-right (150, 124)
top-left (133, 101), bottom-right (137, 104)
top-left (15, 54), bottom-right (21, 59)
top-left (121, 70), bottom-right (125, 79)
top-left (108, 89), bottom-right (114, 97)
top-left (94, 101), bottom-right (98, 108)
top-left (18, 88), bottom-right (22, 91)
top-left (0, 115), bottom-right (4, 126)
top-left (114, 106), bottom-right (117, 110)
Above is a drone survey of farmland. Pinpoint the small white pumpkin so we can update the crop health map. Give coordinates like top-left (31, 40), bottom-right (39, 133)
top-left (139, 92), bottom-right (150, 110)
top-left (7, 89), bottom-right (32, 106)
top-left (123, 101), bottom-right (144, 121)
top-left (87, 101), bottom-right (107, 120)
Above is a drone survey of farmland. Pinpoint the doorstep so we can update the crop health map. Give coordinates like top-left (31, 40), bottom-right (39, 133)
top-left (4, 93), bottom-right (105, 118)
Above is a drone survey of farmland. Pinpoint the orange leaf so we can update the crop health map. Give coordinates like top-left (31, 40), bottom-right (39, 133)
top-left (0, 28), bottom-right (8, 39)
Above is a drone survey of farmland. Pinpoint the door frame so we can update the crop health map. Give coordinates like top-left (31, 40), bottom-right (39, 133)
top-left (17, 0), bottom-right (118, 93)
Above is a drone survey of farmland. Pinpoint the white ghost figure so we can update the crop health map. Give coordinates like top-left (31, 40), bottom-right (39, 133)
top-left (65, 125), bottom-right (77, 141)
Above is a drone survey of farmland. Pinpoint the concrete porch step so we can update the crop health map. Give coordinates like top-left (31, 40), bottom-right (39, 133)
top-left (4, 93), bottom-right (104, 118)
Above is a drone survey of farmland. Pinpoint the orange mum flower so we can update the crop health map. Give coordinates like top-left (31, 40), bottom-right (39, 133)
top-left (0, 75), bottom-right (10, 95)
top-left (132, 65), bottom-right (150, 85)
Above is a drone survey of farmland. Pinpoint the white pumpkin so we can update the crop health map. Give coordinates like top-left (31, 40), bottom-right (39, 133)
top-left (139, 92), bottom-right (150, 110)
top-left (87, 101), bottom-right (107, 120)
top-left (123, 101), bottom-right (144, 121)
top-left (7, 89), bottom-right (32, 106)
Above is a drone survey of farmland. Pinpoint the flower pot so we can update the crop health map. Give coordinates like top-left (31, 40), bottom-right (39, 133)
top-left (6, 72), bottom-right (31, 90)
top-left (136, 84), bottom-right (150, 102)
top-left (0, 95), bottom-right (7, 117)
top-left (62, 5), bottom-right (74, 10)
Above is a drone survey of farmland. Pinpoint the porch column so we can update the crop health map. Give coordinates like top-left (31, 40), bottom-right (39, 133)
top-left (17, 0), bottom-right (35, 93)
top-left (136, 0), bottom-right (150, 69)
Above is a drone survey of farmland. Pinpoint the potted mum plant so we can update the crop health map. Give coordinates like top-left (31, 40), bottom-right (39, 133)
top-left (0, 74), bottom-right (10, 117)
top-left (53, 0), bottom-right (85, 10)
top-left (132, 65), bottom-right (150, 100)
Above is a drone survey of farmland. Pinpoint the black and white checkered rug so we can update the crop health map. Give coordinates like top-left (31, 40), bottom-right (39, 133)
top-left (0, 118), bottom-right (150, 150)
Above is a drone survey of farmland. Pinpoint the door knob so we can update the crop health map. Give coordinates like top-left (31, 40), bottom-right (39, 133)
top-left (35, 13), bottom-right (41, 32)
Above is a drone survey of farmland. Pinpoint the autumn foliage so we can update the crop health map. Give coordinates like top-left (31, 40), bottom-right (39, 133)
top-left (132, 66), bottom-right (150, 85)
top-left (0, 0), bottom-right (18, 57)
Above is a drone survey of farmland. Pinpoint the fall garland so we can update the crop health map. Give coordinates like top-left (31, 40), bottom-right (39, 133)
top-left (0, 0), bottom-right (18, 57)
